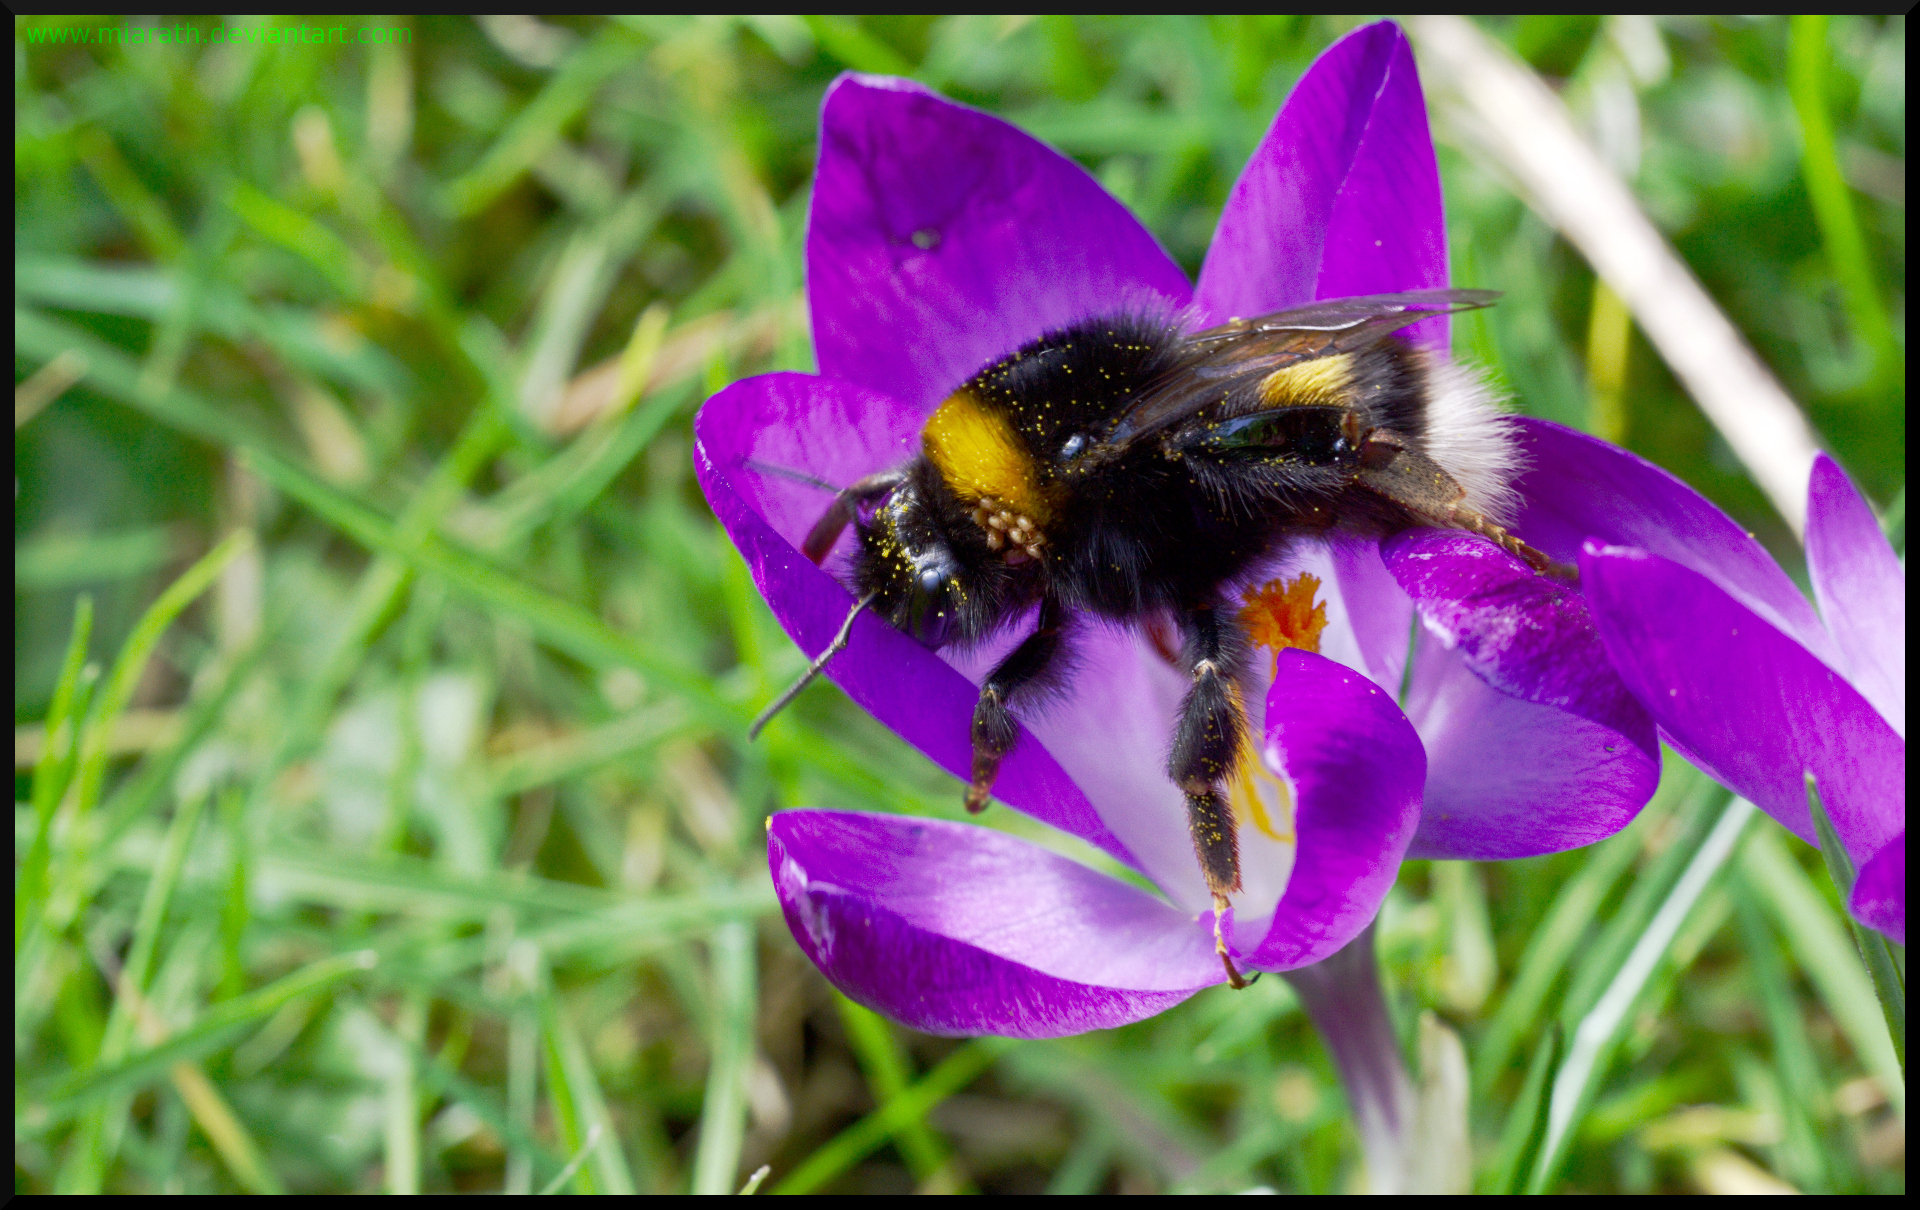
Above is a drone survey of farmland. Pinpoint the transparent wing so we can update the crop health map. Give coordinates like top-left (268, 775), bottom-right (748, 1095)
top-left (1074, 289), bottom-right (1497, 463)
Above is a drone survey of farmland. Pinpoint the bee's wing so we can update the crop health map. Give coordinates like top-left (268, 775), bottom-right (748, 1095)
top-left (1079, 289), bottom-right (1497, 458)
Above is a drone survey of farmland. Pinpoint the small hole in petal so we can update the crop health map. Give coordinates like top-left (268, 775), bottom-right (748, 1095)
top-left (911, 228), bottom-right (940, 251)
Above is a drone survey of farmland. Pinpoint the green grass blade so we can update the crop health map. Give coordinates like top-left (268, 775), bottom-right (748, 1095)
top-left (1788, 14), bottom-right (1902, 400)
top-left (383, 994), bottom-right (427, 1195)
top-left (95, 791), bottom-right (211, 1069)
top-left (97, 637), bottom-right (262, 853)
top-left (67, 531), bottom-right (252, 827)
top-left (73, 127), bottom-right (187, 262)
top-left (16, 305), bottom-right (506, 818)
top-left (241, 438), bottom-right (914, 816)
top-left (18, 594), bottom-right (93, 951)
top-left (800, 14), bottom-right (916, 76)
top-left (1045, 1122), bottom-right (1116, 1195)
top-left (834, 992), bottom-right (957, 1185)
top-left (227, 181), bottom-right (369, 301)
top-left (1553, 765), bottom-right (1720, 1026)
top-left (240, 442), bottom-right (738, 724)
top-left (538, 1123), bottom-right (605, 1195)
top-left (169, 1058), bottom-right (287, 1194)
top-left (1483, 1023), bottom-right (1561, 1194)
top-left (395, 1024), bottom-right (564, 1187)
top-left (1471, 806), bottom-right (1646, 1094)
top-left (488, 380), bottom-right (696, 550)
top-left (1806, 774), bottom-right (1905, 1077)
top-left (41, 532), bottom-right (250, 955)
top-left (36, 950), bottom-right (379, 1113)
top-left (489, 701), bottom-right (692, 797)
top-left (691, 919), bottom-right (757, 1194)
top-left (774, 1037), bottom-right (1012, 1195)
top-left (15, 526), bottom-right (175, 589)
top-left (15, 307), bottom-right (272, 452)
top-left (543, 995), bottom-right (638, 1194)
top-left (1741, 827), bottom-right (1904, 1115)
top-left (1733, 888), bottom-right (1834, 1192)
top-left (443, 27), bottom-right (644, 217)
top-left (1529, 796), bottom-right (1757, 1192)
top-left (56, 788), bottom-right (211, 1192)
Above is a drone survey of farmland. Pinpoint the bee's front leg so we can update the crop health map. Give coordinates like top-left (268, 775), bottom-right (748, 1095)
top-left (1168, 600), bottom-right (1256, 989)
top-left (966, 596), bottom-right (1065, 813)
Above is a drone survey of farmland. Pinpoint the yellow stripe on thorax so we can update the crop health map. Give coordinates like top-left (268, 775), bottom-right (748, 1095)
top-left (1258, 352), bottom-right (1353, 409)
top-left (922, 390), bottom-right (1052, 522)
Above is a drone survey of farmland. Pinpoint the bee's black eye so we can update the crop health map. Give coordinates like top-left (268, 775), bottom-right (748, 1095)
top-left (904, 551), bottom-right (961, 648)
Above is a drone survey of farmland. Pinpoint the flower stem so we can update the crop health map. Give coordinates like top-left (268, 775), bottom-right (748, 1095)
top-left (1282, 921), bottom-right (1416, 1193)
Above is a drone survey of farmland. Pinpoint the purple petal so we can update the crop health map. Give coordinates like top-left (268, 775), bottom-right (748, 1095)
top-left (1324, 536), bottom-right (1414, 695)
top-left (1196, 21), bottom-right (1449, 351)
top-left (1508, 419), bottom-right (1835, 665)
top-left (769, 810), bottom-right (1221, 1037)
top-left (1402, 629), bottom-right (1659, 860)
top-left (807, 74), bottom-right (1192, 414)
top-left (1850, 833), bottom-right (1904, 946)
top-left (1807, 453), bottom-right (1905, 736)
top-left (993, 621), bottom-right (1212, 914)
top-left (694, 373), bottom-right (1139, 868)
top-left (1581, 544), bottom-right (1905, 864)
top-left (1381, 528), bottom-right (1654, 745)
top-left (1245, 650), bottom-right (1423, 969)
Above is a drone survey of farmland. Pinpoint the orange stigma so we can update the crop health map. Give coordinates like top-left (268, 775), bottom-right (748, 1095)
top-left (1238, 573), bottom-right (1328, 655)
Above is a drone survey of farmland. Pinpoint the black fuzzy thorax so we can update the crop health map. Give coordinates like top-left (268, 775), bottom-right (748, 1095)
top-left (856, 310), bottom-right (1439, 646)
top-left (989, 314), bottom-right (1429, 615)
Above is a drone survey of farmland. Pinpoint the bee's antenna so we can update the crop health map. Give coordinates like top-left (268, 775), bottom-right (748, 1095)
top-left (746, 592), bottom-right (879, 740)
top-left (743, 459), bottom-right (840, 493)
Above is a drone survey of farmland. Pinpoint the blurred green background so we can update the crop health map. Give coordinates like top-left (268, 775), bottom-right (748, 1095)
top-left (14, 14), bottom-right (1904, 1194)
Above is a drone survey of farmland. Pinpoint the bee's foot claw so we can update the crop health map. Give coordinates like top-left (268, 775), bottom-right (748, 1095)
top-left (964, 785), bottom-right (992, 814)
top-left (1211, 893), bottom-right (1252, 988)
top-left (1219, 950), bottom-right (1254, 990)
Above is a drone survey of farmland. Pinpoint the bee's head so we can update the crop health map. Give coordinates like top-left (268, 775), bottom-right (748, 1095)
top-left (851, 478), bottom-right (974, 649)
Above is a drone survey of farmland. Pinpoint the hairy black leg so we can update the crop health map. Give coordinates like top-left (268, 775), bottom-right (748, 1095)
top-left (966, 596), bottom-right (1066, 813)
top-left (1168, 601), bottom-right (1255, 989)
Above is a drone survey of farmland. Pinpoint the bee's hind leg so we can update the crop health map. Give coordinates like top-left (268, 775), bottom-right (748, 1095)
top-left (1169, 600), bottom-right (1255, 990)
top-left (966, 596), bottom-right (1066, 813)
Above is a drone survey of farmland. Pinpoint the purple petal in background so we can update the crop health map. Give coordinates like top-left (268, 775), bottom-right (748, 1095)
top-left (1196, 21), bottom-right (1449, 351)
top-left (694, 373), bottom-right (1139, 868)
top-left (1509, 420), bottom-right (1834, 664)
top-left (1402, 632), bottom-right (1658, 860)
top-left (1582, 545), bottom-right (1905, 865)
top-left (770, 811), bottom-right (1221, 1037)
top-left (1247, 650), bottom-right (1423, 968)
top-left (1382, 528), bottom-right (1653, 744)
top-left (1806, 453), bottom-right (1905, 736)
top-left (808, 74), bottom-right (1192, 414)
top-left (1850, 833), bottom-right (1905, 946)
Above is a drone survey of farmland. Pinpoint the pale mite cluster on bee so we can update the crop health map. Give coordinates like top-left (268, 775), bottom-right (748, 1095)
top-left (968, 496), bottom-right (1045, 563)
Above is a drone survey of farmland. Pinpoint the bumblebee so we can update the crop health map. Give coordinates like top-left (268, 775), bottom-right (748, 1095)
top-left (755, 289), bottom-right (1550, 987)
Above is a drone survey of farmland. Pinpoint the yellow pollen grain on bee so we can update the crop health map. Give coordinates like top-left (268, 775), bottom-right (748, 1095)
top-left (1239, 573), bottom-right (1329, 655)
top-left (1258, 353), bottom-right (1354, 408)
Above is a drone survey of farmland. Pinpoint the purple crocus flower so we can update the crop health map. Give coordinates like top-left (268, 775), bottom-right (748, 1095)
top-left (1579, 453), bottom-right (1906, 944)
top-left (695, 22), bottom-right (1660, 1038)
